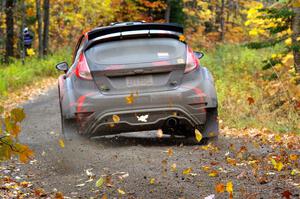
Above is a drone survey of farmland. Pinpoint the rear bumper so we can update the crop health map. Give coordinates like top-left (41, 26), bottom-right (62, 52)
top-left (82, 106), bottom-right (205, 136)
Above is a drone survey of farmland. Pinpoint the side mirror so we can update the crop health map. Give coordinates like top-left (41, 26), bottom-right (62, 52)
top-left (56, 62), bottom-right (69, 73)
top-left (194, 52), bottom-right (204, 59)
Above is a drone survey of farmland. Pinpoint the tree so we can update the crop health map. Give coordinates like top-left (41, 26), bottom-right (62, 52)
top-left (36, 0), bottom-right (43, 58)
top-left (220, 0), bottom-right (225, 41)
top-left (5, 0), bottom-right (14, 63)
top-left (43, 0), bottom-right (49, 55)
top-left (165, 0), bottom-right (171, 22)
top-left (292, 2), bottom-right (300, 74)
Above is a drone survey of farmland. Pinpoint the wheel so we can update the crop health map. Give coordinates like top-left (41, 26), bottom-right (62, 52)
top-left (185, 107), bottom-right (219, 145)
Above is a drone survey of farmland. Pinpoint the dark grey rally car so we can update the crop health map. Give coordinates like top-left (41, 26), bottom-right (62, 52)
top-left (56, 22), bottom-right (218, 144)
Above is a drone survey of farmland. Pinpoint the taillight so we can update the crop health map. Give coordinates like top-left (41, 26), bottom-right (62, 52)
top-left (75, 53), bottom-right (93, 80)
top-left (184, 46), bottom-right (199, 73)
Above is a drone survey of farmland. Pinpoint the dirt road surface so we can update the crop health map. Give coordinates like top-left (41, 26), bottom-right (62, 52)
top-left (5, 87), bottom-right (300, 198)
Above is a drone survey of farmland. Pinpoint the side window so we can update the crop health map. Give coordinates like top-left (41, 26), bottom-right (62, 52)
top-left (72, 35), bottom-right (85, 63)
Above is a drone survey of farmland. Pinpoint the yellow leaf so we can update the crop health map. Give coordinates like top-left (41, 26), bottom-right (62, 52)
top-left (276, 161), bottom-right (283, 171)
top-left (208, 170), bottom-right (218, 177)
top-left (171, 163), bottom-right (177, 172)
top-left (96, 177), bottom-right (104, 188)
top-left (195, 129), bottom-right (202, 142)
top-left (284, 38), bottom-right (292, 46)
top-left (202, 166), bottom-right (210, 171)
top-left (226, 181), bottom-right (233, 194)
top-left (101, 193), bottom-right (108, 199)
top-left (167, 148), bottom-right (173, 157)
top-left (59, 139), bottom-right (65, 148)
top-left (215, 183), bottom-right (225, 193)
top-left (179, 35), bottom-right (185, 42)
top-left (112, 115), bottom-right (120, 123)
top-left (274, 134), bottom-right (281, 142)
top-left (117, 188), bottom-right (126, 195)
top-left (26, 48), bottom-right (35, 57)
top-left (182, 167), bottom-right (192, 175)
top-left (149, 178), bottom-right (155, 184)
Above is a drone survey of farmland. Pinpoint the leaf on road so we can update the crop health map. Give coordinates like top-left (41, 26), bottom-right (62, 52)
top-left (289, 154), bottom-right (298, 161)
top-left (281, 190), bottom-right (292, 199)
top-left (182, 167), bottom-right (192, 175)
top-left (195, 129), bottom-right (202, 142)
top-left (270, 158), bottom-right (284, 171)
top-left (204, 194), bottom-right (215, 199)
top-left (101, 193), bottom-right (108, 199)
top-left (167, 148), bottom-right (173, 157)
top-left (149, 178), bottom-right (155, 184)
top-left (59, 139), bottom-right (65, 148)
top-left (117, 188), bottom-right (126, 195)
top-left (171, 163), bottom-right (177, 172)
top-left (215, 183), bottom-right (225, 193)
top-left (208, 170), bottom-right (219, 177)
top-left (96, 177), bottom-right (104, 188)
top-left (226, 181), bottom-right (233, 198)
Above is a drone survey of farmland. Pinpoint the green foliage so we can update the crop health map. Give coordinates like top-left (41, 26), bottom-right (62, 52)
top-left (202, 44), bottom-right (298, 133)
top-left (0, 48), bottom-right (71, 97)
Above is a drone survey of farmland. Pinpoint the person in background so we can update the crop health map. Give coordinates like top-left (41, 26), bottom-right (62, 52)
top-left (23, 27), bottom-right (33, 56)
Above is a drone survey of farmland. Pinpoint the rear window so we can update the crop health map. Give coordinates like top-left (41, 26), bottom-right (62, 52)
top-left (85, 38), bottom-right (186, 65)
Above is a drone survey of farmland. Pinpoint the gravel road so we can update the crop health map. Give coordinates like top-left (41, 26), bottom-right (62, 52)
top-left (15, 87), bottom-right (300, 198)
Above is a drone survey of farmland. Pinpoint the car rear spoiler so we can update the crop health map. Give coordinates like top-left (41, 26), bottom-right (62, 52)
top-left (87, 23), bottom-right (184, 40)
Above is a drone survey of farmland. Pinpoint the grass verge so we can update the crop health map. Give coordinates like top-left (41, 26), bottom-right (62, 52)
top-left (0, 48), bottom-right (71, 99)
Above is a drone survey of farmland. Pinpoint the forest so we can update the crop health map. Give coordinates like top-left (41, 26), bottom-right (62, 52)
top-left (0, 0), bottom-right (300, 198)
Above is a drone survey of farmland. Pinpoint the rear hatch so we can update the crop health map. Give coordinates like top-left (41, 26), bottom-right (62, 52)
top-left (85, 38), bottom-right (187, 95)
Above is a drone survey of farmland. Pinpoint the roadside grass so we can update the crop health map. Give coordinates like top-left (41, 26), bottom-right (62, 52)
top-left (0, 48), bottom-right (71, 99)
top-left (202, 44), bottom-right (300, 133)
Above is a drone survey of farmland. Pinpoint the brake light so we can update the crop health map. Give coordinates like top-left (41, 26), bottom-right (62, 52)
top-left (75, 53), bottom-right (93, 80)
top-left (184, 46), bottom-right (199, 73)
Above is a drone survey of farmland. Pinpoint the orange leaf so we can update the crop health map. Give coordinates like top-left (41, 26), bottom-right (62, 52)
top-left (215, 183), bottom-right (225, 193)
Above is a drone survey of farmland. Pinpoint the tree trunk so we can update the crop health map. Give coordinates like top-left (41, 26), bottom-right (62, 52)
top-left (165, 0), bottom-right (171, 23)
top-left (43, 0), bottom-right (50, 55)
top-left (36, 0), bottom-right (43, 58)
top-left (20, 0), bottom-right (26, 64)
top-left (220, 0), bottom-right (225, 41)
top-left (5, 0), bottom-right (14, 63)
top-left (292, 5), bottom-right (300, 75)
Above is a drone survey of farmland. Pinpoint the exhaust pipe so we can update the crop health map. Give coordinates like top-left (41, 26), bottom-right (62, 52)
top-left (166, 118), bottom-right (178, 128)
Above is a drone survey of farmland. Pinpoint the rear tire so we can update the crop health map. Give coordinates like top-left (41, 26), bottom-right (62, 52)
top-left (185, 107), bottom-right (219, 145)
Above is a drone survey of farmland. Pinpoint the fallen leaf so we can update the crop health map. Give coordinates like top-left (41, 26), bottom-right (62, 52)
top-left (182, 167), bottom-right (192, 175)
top-left (171, 163), bottom-right (177, 172)
top-left (281, 190), bottom-right (292, 199)
top-left (55, 192), bottom-right (64, 199)
top-left (101, 193), bottom-right (108, 199)
top-left (167, 148), bottom-right (173, 157)
top-left (204, 194), bottom-right (215, 199)
top-left (215, 183), bottom-right (225, 193)
top-left (149, 178), bottom-right (155, 184)
top-left (290, 154), bottom-right (298, 161)
top-left (209, 170), bottom-right (219, 177)
top-left (96, 177), bottom-right (104, 188)
top-left (195, 129), bottom-right (202, 142)
top-left (59, 139), bottom-right (65, 148)
top-left (226, 181), bottom-right (233, 197)
top-left (117, 188), bottom-right (126, 195)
